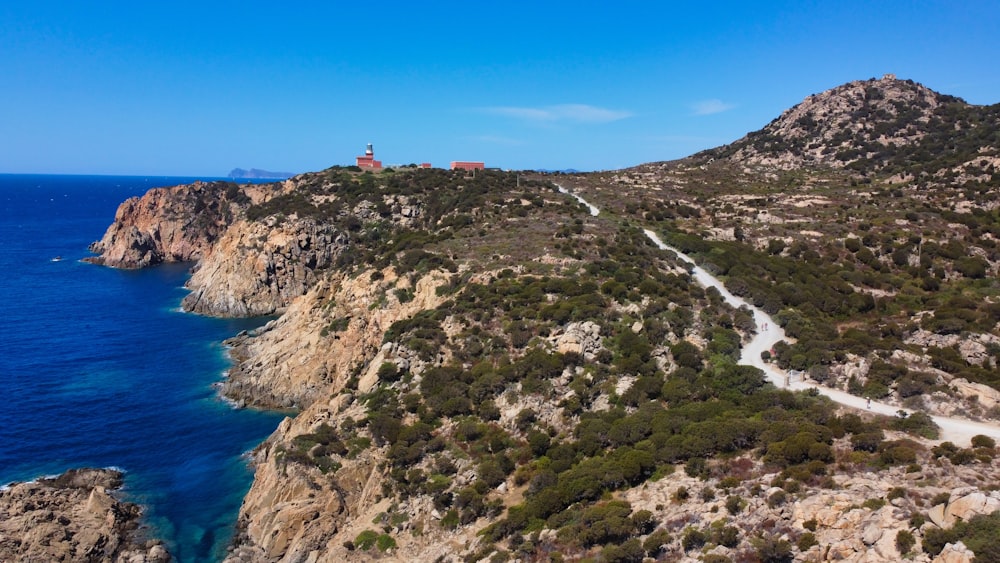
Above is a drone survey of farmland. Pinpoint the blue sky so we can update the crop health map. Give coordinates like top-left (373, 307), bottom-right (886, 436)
top-left (1, 1), bottom-right (998, 175)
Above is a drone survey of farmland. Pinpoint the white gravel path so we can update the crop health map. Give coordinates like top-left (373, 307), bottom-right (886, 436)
top-left (556, 184), bottom-right (1000, 446)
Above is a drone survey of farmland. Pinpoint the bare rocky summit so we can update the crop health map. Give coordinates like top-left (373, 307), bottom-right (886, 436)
top-left (703, 74), bottom-right (1000, 184)
top-left (0, 468), bottom-right (170, 562)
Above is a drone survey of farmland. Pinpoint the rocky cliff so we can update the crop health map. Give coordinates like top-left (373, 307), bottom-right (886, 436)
top-left (76, 100), bottom-right (1000, 562)
top-left (85, 181), bottom-right (252, 268)
top-left (221, 266), bottom-right (455, 560)
top-left (220, 266), bottom-right (452, 409)
top-left (0, 468), bottom-right (170, 562)
top-left (181, 217), bottom-right (347, 317)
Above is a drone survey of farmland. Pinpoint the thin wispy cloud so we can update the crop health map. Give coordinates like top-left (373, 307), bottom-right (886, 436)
top-left (692, 99), bottom-right (736, 116)
top-left (481, 104), bottom-right (632, 124)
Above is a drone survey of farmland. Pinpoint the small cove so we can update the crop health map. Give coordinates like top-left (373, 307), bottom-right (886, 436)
top-left (0, 174), bottom-right (286, 562)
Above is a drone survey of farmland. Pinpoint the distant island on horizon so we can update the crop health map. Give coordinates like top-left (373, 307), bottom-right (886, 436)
top-left (228, 168), bottom-right (295, 180)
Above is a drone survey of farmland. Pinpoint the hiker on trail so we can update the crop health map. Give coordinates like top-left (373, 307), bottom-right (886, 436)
top-left (867, 398), bottom-right (871, 409)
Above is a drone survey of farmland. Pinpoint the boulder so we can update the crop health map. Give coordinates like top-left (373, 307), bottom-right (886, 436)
top-left (551, 321), bottom-right (603, 360)
top-left (928, 502), bottom-right (948, 528)
top-left (950, 378), bottom-right (1000, 410)
top-left (933, 541), bottom-right (975, 563)
top-left (942, 491), bottom-right (1000, 527)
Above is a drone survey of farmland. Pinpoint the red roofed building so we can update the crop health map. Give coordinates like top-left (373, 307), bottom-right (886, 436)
top-left (450, 161), bottom-right (484, 171)
top-left (356, 143), bottom-right (382, 170)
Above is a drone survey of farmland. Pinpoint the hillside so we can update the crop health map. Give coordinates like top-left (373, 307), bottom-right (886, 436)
top-left (72, 76), bottom-right (1000, 562)
top-left (559, 76), bottom-right (1000, 420)
top-left (701, 74), bottom-right (1000, 189)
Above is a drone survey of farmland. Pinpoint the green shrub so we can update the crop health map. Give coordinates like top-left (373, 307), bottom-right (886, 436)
top-left (600, 538), bottom-right (644, 563)
top-left (890, 411), bottom-right (939, 439)
top-left (374, 533), bottom-right (396, 552)
top-left (681, 527), bottom-right (707, 551)
top-left (701, 486), bottom-right (716, 502)
top-left (972, 435), bottom-right (996, 449)
top-left (887, 487), bottom-right (907, 500)
top-left (642, 529), bottom-right (671, 556)
top-left (440, 509), bottom-right (460, 529)
top-left (354, 529), bottom-right (379, 550)
top-left (710, 524), bottom-right (740, 548)
top-left (754, 534), bottom-right (793, 563)
top-left (376, 362), bottom-right (402, 382)
top-left (797, 531), bottom-right (818, 551)
top-left (767, 490), bottom-right (787, 508)
top-left (896, 530), bottom-right (915, 555)
top-left (931, 492), bottom-right (951, 506)
top-left (673, 486), bottom-right (690, 503)
top-left (725, 495), bottom-right (744, 515)
top-left (863, 498), bottom-right (886, 510)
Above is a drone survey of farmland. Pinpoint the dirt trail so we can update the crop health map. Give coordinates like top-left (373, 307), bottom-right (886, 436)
top-left (555, 184), bottom-right (1000, 445)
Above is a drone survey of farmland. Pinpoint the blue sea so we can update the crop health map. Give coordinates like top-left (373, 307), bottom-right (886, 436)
top-left (0, 174), bottom-right (287, 562)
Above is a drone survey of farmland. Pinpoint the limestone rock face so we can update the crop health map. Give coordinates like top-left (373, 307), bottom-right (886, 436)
top-left (85, 181), bottom-right (269, 269)
top-left (0, 468), bottom-right (170, 562)
top-left (181, 217), bottom-right (347, 317)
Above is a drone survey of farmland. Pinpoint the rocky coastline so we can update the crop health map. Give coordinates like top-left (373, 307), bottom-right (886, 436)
top-left (76, 143), bottom-right (1000, 561)
top-left (0, 468), bottom-right (170, 562)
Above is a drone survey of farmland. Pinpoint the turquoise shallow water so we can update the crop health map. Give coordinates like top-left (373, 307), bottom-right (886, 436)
top-left (0, 174), bottom-right (286, 562)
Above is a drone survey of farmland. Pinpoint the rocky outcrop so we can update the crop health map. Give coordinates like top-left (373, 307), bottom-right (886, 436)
top-left (221, 269), bottom-right (454, 561)
top-left (549, 321), bottom-right (604, 360)
top-left (181, 217), bottom-right (347, 317)
top-left (85, 181), bottom-right (268, 269)
top-left (927, 490), bottom-right (1000, 529)
top-left (225, 414), bottom-right (354, 562)
top-left (934, 541), bottom-right (975, 563)
top-left (906, 330), bottom-right (1000, 367)
top-left (949, 378), bottom-right (1000, 411)
top-left (221, 267), bottom-right (452, 409)
top-left (226, 396), bottom-right (499, 563)
top-left (0, 468), bottom-right (170, 562)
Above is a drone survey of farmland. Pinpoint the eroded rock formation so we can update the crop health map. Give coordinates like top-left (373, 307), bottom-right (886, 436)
top-left (85, 181), bottom-right (265, 268)
top-left (181, 217), bottom-right (346, 317)
top-left (0, 468), bottom-right (170, 562)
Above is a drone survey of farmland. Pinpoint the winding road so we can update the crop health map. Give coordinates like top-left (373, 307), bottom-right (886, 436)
top-left (560, 185), bottom-right (1000, 445)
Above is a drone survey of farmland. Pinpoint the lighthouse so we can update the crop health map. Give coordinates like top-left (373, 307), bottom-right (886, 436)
top-left (356, 143), bottom-right (382, 170)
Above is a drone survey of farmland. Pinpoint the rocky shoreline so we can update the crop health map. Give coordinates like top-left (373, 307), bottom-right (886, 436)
top-left (0, 468), bottom-right (170, 562)
top-left (76, 163), bottom-right (1000, 562)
